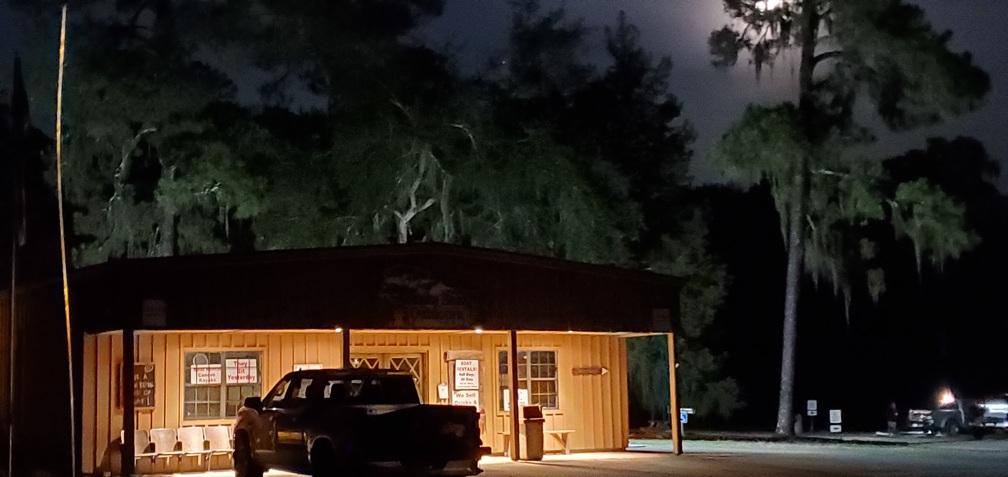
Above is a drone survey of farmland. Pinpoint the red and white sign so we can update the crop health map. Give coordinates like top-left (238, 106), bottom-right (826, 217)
top-left (452, 390), bottom-right (480, 407)
top-left (191, 364), bottom-right (222, 385)
top-left (226, 358), bottom-right (258, 384)
top-left (455, 359), bottom-right (479, 390)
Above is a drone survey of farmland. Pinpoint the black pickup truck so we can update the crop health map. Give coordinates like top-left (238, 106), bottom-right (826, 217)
top-left (232, 368), bottom-right (489, 477)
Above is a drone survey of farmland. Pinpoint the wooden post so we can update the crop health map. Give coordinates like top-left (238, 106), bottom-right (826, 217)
top-left (341, 328), bottom-right (351, 369)
top-left (667, 332), bottom-right (682, 455)
top-left (122, 329), bottom-right (135, 476)
top-left (509, 329), bottom-right (520, 461)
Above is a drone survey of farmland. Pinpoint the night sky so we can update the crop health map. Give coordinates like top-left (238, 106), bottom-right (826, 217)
top-left (2, 1), bottom-right (1006, 189)
top-left (417, 0), bottom-right (1008, 189)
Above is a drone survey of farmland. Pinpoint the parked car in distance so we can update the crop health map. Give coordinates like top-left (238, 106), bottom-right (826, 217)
top-left (232, 368), bottom-right (489, 477)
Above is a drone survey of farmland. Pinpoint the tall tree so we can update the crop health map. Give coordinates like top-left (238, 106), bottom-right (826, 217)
top-left (709, 0), bottom-right (989, 434)
top-left (563, 12), bottom-right (694, 254)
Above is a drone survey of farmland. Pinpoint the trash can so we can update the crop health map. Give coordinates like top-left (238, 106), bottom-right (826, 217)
top-left (520, 405), bottom-right (545, 461)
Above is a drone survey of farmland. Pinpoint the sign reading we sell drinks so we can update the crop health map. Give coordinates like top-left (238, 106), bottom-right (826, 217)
top-left (452, 390), bottom-right (480, 407)
top-left (454, 359), bottom-right (479, 390)
top-left (226, 358), bottom-right (258, 384)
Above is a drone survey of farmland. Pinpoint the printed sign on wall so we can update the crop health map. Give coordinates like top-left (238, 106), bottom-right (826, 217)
top-left (191, 364), bottom-right (222, 385)
top-left (226, 358), bottom-right (258, 384)
top-left (502, 388), bottom-right (530, 411)
top-left (133, 363), bottom-right (155, 409)
top-left (454, 359), bottom-right (479, 390)
top-left (452, 390), bottom-right (480, 407)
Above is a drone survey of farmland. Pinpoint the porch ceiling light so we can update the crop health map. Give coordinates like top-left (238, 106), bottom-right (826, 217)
top-left (474, 326), bottom-right (484, 334)
top-left (335, 326), bottom-right (344, 333)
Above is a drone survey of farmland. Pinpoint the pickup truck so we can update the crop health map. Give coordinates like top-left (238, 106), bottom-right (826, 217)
top-left (232, 368), bottom-right (489, 477)
top-left (907, 388), bottom-right (1008, 437)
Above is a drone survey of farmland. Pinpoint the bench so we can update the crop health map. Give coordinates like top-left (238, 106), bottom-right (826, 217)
top-left (499, 429), bottom-right (575, 455)
top-left (121, 425), bottom-right (234, 470)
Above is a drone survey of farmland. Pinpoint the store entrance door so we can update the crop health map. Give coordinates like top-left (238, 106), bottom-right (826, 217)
top-left (349, 353), bottom-right (426, 402)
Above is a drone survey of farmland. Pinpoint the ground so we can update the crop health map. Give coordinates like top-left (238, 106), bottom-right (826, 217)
top-left (151, 435), bottom-right (1008, 477)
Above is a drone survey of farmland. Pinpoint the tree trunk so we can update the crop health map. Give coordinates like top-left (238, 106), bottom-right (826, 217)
top-left (154, 208), bottom-right (178, 257)
top-left (775, 155), bottom-right (808, 436)
top-left (775, 0), bottom-right (818, 436)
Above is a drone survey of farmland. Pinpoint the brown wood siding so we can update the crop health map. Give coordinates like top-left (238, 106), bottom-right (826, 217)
top-left (81, 329), bottom-right (632, 473)
top-left (2, 283), bottom-right (75, 476)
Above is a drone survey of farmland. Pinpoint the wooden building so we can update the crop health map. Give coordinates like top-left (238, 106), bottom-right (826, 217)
top-left (30, 243), bottom-right (682, 476)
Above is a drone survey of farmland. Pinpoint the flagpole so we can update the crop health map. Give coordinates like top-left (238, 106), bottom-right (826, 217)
top-left (54, 5), bottom-right (76, 476)
top-left (6, 50), bottom-right (21, 477)
top-left (6, 222), bottom-right (14, 477)
top-left (7, 179), bottom-right (16, 477)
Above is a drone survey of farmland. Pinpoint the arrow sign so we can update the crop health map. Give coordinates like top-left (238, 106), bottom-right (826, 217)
top-left (572, 366), bottom-right (609, 376)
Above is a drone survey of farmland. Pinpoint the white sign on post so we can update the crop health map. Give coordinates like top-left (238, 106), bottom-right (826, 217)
top-left (826, 405), bottom-right (842, 431)
top-left (454, 359), bottom-right (480, 390)
top-left (807, 399), bottom-right (818, 417)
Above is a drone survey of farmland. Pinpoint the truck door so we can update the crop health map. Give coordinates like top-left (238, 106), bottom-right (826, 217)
top-left (252, 377), bottom-right (292, 466)
top-left (267, 377), bottom-right (315, 470)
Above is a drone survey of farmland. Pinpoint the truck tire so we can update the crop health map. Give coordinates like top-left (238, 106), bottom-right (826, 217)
top-left (311, 439), bottom-right (356, 477)
top-left (943, 420), bottom-right (961, 436)
top-left (233, 432), bottom-right (264, 477)
top-left (311, 440), bottom-right (335, 477)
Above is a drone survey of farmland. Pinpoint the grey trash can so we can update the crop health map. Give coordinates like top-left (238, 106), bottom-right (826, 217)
top-left (521, 405), bottom-right (545, 461)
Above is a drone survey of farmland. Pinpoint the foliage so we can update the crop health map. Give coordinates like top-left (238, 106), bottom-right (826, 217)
top-left (889, 179), bottom-right (975, 274)
top-left (629, 214), bottom-right (740, 420)
top-left (60, 11), bottom-right (267, 265)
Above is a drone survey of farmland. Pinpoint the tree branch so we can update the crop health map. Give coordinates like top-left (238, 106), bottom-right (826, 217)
top-left (812, 50), bottom-right (843, 67)
top-left (811, 168), bottom-right (849, 177)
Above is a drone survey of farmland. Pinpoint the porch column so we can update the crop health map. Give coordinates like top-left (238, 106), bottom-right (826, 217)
top-left (341, 328), bottom-right (351, 369)
top-left (667, 332), bottom-right (682, 455)
top-left (121, 329), bottom-right (135, 475)
top-left (509, 329), bottom-right (520, 461)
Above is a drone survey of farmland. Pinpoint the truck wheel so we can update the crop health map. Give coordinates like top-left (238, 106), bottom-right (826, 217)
top-left (943, 420), bottom-right (961, 436)
top-left (310, 440), bottom-right (337, 477)
top-left (233, 433), bottom-right (264, 477)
